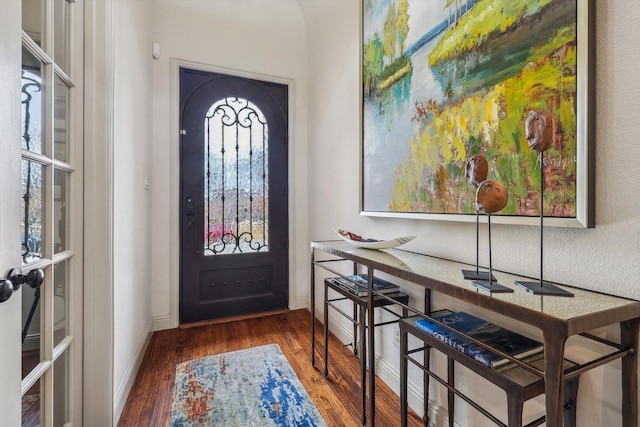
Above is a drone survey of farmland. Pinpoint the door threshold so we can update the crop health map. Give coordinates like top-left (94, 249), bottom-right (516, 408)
top-left (179, 309), bottom-right (290, 329)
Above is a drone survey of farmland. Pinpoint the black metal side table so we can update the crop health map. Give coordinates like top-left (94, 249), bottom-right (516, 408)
top-left (323, 277), bottom-right (409, 426)
top-left (400, 316), bottom-right (581, 427)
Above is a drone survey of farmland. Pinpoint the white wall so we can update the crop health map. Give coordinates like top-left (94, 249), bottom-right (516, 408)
top-left (150, 0), bottom-right (309, 329)
top-left (112, 0), bottom-right (154, 420)
top-left (302, 0), bottom-right (640, 426)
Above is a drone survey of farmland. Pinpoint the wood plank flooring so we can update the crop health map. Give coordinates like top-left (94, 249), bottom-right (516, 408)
top-left (117, 309), bottom-right (424, 427)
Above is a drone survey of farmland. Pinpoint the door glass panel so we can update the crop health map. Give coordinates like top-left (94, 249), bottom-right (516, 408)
top-left (22, 161), bottom-right (45, 264)
top-left (204, 97), bottom-right (269, 255)
top-left (22, 273), bottom-right (42, 381)
top-left (22, 342), bottom-right (40, 381)
top-left (54, 75), bottom-right (70, 162)
top-left (54, 169), bottom-right (68, 253)
top-left (23, 0), bottom-right (44, 47)
top-left (53, 351), bottom-right (69, 427)
top-left (22, 48), bottom-right (44, 155)
top-left (22, 378), bottom-right (41, 426)
top-left (53, 260), bottom-right (68, 346)
top-left (54, 0), bottom-right (70, 74)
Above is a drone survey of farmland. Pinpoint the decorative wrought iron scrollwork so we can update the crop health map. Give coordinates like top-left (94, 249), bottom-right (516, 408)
top-left (204, 97), bottom-right (269, 255)
top-left (21, 69), bottom-right (43, 263)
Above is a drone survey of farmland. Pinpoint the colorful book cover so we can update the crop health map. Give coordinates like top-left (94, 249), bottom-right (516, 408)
top-left (330, 274), bottom-right (399, 297)
top-left (414, 311), bottom-right (542, 368)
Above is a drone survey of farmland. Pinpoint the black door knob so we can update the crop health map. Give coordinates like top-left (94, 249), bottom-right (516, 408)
top-left (0, 268), bottom-right (44, 303)
top-left (8, 268), bottom-right (44, 290)
top-left (0, 280), bottom-right (14, 303)
top-left (25, 269), bottom-right (44, 289)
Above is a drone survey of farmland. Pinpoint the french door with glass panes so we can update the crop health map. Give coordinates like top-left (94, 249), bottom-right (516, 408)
top-left (1, 0), bottom-right (84, 425)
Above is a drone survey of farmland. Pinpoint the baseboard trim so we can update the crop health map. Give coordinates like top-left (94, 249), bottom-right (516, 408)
top-left (153, 314), bottom-right (173, 332)
top-left (113, 325), bottom-right (153, 424)
top-left (295, 295), bottom-right (308, 311)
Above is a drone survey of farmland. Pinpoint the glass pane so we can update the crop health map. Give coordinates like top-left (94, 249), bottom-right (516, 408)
top-left (54, 75), bottom-right (70, 162)
top-left (23, 0), bottom-right (44, 47)
top-left (53, 260), bottom-right (69, 346)
top-left (54, 169), bottom-right (69, 253)
top-left (54, 0), bottom-right (71, 74)
top-left (22, 48), bottom-right (44, 155)
top-left (53, 351), bottom-right (69, 427)
top-left (22, 274), bottom-right (42, 381)
top-left (203, 97), bottom-right (269, 255)
top-left (22, 161), bottom-right (45, 264)
top-left (22, 378), bottom-right (41, 427)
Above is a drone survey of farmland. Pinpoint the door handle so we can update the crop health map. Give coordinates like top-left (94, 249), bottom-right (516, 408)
top-left (0, 280), bottom-right (13, 303)
top-left (0, 268), bottom-right (44, 303)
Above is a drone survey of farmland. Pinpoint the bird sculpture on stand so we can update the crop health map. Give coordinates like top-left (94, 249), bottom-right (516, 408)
top-left (461, 154), bottom-right (496, 281)
top-left (470, 178), bottom-right (513, 292)
top-left (515, 110), bottom-right (573, 297)
top-left (524, 110), bottom-right (554, 152)
top-left (476, 180), bottom-right (509, 216)
top-left (465, 153), bottom-right (488, 187)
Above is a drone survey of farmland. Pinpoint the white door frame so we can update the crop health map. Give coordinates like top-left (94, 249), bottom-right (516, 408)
top-left (83, 0), bottom-right (115, 424)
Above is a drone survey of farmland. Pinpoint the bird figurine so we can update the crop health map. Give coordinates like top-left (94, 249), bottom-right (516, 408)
top-left (465, 153), bottom-right (489, 188)
top-left (475, 179), bottom-right (508, 214)
top-left (462, 152), bottom-right (510, 290)
top-left (525, 110), bottom-right (556, 152)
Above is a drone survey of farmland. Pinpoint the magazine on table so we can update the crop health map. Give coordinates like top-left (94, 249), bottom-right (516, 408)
top-left (415, 311), bottom-right (543, 368)
top-left (330, 274), bottom-right (399, 297)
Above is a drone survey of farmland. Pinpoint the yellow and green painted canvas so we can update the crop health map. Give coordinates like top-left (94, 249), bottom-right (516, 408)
top-left (362, 0), bottom-right (583, 218)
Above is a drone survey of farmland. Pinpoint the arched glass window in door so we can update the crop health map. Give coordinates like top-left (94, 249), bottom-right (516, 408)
top-left (204, 97), bottom-right (269, 255)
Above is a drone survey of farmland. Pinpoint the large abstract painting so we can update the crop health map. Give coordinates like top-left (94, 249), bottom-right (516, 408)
top-left (361, 0), bottom-right (594, 227)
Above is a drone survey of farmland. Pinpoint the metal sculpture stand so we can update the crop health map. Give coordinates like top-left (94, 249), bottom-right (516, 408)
top-left (471, 214), bottom-right (512, 293)
top-left (462, 209), bottom-right (496, 281)
top-left (515, 151), bottom-right (573, 297)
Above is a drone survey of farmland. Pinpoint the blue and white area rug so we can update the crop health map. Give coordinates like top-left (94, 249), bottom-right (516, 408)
top-left (170, 343), bottom-right (328, 427)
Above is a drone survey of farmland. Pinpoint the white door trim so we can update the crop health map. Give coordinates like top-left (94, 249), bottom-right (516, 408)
top-left (83, 0), bottom-right (115, 424)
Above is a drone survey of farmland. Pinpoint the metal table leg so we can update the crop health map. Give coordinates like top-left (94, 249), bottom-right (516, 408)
top-left (543, 329), bottom-right (567, 427)
top-left (400, 324), bottom-right (409, 427)
top-left (447, 358), bottom-right (455, 427)
top-left (621, 318), bottom-right (640, 427)
top-left (354, 300), bottom-right (359, 357)
top-left (367, 272), bottom-right (376, 426)
top-left (310, 247), bottom-right (316, 367)
top-left (360, 303), bottom-right (367, 426)
top-left (323, 279), bottom-right (329, 377)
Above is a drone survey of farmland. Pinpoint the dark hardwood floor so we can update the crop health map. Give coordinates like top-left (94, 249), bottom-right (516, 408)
top-left (118, 309), bottom-right (424, 427)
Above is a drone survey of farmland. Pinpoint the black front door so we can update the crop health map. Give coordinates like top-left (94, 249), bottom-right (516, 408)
top-left (179, 68), bottom-right (289, 323)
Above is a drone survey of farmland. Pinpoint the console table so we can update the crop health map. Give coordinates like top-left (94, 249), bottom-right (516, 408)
top-left (310, 240), bottom-right (640, 427)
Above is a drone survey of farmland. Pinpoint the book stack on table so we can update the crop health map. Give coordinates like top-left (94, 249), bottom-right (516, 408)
top-left (329, 274), bottom-right (400, 298)
top-left (415, 311), bottom-right (543, 369)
